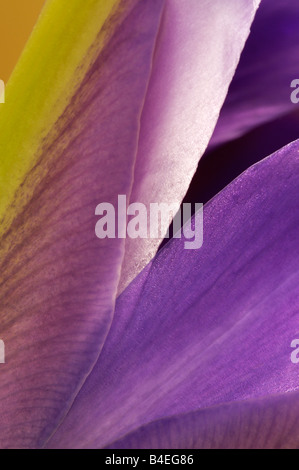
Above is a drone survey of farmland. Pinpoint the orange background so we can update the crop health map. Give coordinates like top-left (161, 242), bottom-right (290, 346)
top-left (0, 0), bottom-right (46, 82)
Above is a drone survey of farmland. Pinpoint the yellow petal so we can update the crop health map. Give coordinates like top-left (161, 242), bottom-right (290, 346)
top-left (0, 0), bottom-right (121, 235)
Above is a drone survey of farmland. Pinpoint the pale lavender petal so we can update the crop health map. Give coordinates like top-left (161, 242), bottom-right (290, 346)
top-left (118, 0), bottom-right (261, 293)
top-left (48, 139), bottom-right (299, 448)
top-left (0, 0), bottom-right (164, 449)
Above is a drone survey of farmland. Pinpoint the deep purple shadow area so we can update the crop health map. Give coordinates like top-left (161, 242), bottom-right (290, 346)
top-left (185, 109), bottom-right (299, 206)
top-left (160, 109), bottom-right (299, 250)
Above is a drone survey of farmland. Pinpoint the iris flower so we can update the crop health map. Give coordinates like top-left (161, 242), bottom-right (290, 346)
top-left (0, 0), bottom-right (298, 449)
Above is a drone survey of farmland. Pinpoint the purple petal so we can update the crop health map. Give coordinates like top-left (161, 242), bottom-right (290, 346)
top-left (0, 0), bottom-right (164, 449)
top-left (210, 0), bottom-right (299, 148)
top-left (109, 391), bottom-right (299, 449)
top-left (48, 139), bottom-right (299, 448)
top-left (118, 0), bottom-right (261, 293)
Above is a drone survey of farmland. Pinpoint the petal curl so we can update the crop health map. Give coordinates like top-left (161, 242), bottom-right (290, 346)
top-left (108, 391), bottom-right (299, 449)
